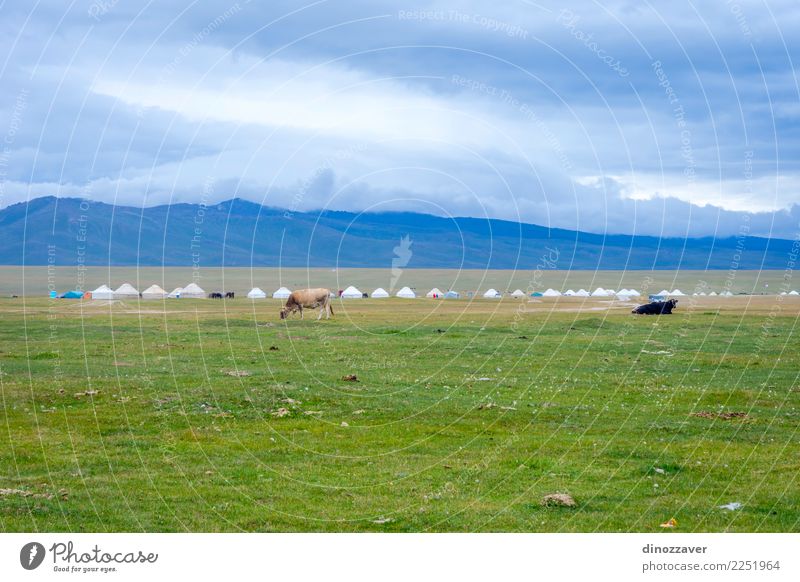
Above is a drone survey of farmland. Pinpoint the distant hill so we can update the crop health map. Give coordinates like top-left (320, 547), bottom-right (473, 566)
top-left (0, 196), bottom-right (793, 269)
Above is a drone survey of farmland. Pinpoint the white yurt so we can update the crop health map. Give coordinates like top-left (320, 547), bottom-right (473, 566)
top-left (563, 289), bottom-right (576, 296)
top-left (90, 284), bottom-right (114, 300)
top-left (511, 289), bottom-right (525, 297)
top-left (396, 286), bottom-right (416, 298)
top-left (371, 288), bottom-right (389, 298)
top-left (670, 289), bottom-right (686, 296)
top-left (575, 289), bottom-right (590, 297)
top-left (113, 283), bottom-right (139, 298)
top-left (708, 291), bottom-right (718, 296)
top-left (780, 291), bottom-right (787, 296)
top-left (247, 287), bottom-right (267, 299)
top-left (483, 288), bottom-right (502, 298)
top-left (181, 283), bottom-right (206, 299)
top-left (628, 289), bottom-right (641, 296)
top-left (341, 285), bottom-right (363, 298)
top-left (789, 290), bottom-right (799, 296)
top-left (272, 287), bottom-right (291, 299)
top-left (167, 287), bottom-right (182, 298)
top-left (591, 287), bottom-right (608, 297)
top-left (721, 290), bottom-right (734, 297)
top-left (542, 288), bottom-right (562, 297)
top-left (141, 284), bottom-right (167, 299)
top-left (698, 292), bottom-right (706, 296)
top-left (426, 287), bottom-right (444, 298)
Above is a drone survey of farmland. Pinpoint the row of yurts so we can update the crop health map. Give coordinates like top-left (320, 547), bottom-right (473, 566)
top-left (54, 284), bottom-right (798, 300)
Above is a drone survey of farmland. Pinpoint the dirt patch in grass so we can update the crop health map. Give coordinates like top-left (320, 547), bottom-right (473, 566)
top-left (691, 411), bottom-right (749, 420)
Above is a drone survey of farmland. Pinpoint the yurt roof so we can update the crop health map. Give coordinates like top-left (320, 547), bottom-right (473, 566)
top-left (142, 284), bottom-right (166, 295)
top-left (114, 283), bottom-right (139, 294)
top-left (396, 286), bottom-right (416, 297)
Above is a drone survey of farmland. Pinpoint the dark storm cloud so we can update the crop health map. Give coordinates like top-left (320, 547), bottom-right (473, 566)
top-left (1, 0), bottom-right (799, 237)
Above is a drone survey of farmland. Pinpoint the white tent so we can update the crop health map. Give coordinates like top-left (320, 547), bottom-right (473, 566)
top-left (789, 290), bottom-right (799, 296)
top-left (542, 288), bottom-right (562, 297)
top-left (90, 284), bottom-right (114, 300)
top-left (511, 289), bottom-right (525, 297)
top-left (657, 289), bottom-right (671, 296)
top-left (628, 289), bottom-right (641, 296)
top-left (113, 283), bottom-right (139, 298)
top-left (247, 287), bottom-right (267, 299)
top-left (591, 287), bottom-right (609, 297)
top-left (341, 285), bottom-right (363, 298)
top-left (371, 288), bottom-right (389, 298)
top-left (396, 286), bottom-right (416, 298)
top-left (670, 289), bottom-right (686, 296)
top-left (272, 287), bottom-right (291, 299)
top-left (141, 284), bottom-right (167, 299)
top-left (616, 289), bottom-right (634, 297)
top-left (483, 288), bottom-right (502, 298)
top-left (708, 291), bottom-right (718, 296)
top-left (721, 290), bottom-right (734, 297)
top-left (780, 291), bottom-right (787, 296)
top-left (575, 289), bottom-right (590, 297)
top-left (426, 287), bottom-right (444, 298)
top-left (181, 283), bottom-right (206, 299)
top-left (563, 289), bottom-right (576, 296)
top-left (167, 287), bottom-right (182, 298)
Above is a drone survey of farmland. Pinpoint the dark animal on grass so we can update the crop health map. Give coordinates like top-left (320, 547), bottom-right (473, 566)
top-left (209, 292), bottom-right (223, 299)
top-left (632, 298), bottom-right (678, 315)
top-left (225, 292), bottom-right (235, 299)
top-left (280, 288), bottom-right (334, 320)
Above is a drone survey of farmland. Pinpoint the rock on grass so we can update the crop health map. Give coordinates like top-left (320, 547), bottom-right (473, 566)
top-left (541, 493), bottom-right (576, 508)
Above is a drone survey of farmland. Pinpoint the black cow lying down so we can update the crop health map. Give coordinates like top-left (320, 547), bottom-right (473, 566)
top-left (632, 299), bottom-right (678, 315)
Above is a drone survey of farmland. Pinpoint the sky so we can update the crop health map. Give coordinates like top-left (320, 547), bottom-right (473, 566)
top-left (1, 0), bottom-right (799, 237)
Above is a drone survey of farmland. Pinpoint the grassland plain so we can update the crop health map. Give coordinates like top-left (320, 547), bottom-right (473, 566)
top-left (0, 266), bottom-right (794, 297)
top-left (0, 294), bottom-right (798, 532)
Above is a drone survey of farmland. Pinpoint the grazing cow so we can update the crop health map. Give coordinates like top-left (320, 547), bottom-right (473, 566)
top-left (280, 288), bottom-right (334, 320)
top-left (632, 298), bottom-right (678, 315)
top-left (209, 292), bottom-right (223, 299)
top-left (225, 292), bottom-right (235, 299)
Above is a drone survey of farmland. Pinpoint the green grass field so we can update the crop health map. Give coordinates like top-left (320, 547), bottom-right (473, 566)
top-left (1, 294), bottom-right (798, 532)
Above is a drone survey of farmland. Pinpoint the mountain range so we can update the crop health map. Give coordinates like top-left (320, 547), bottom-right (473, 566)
top-left (0, 196), bottom-right (793, 270)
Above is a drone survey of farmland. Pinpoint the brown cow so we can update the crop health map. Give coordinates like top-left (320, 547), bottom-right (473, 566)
top-left (280, 288), bottom-right (334, 320)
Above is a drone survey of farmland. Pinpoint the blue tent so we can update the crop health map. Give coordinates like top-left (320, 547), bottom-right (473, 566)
top-left (444, 291), bottom-right (460, 299)
top-left (531, 292), bottom-right (543, 297)
top-left (59, 290), bottom-right (84, 299)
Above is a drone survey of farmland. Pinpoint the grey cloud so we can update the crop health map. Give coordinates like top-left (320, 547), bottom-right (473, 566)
top-left (1, 0), bottom-right (799, 239)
